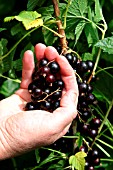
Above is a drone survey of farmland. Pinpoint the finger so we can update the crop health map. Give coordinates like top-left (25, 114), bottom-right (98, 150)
top-left (20, 50), bottom-right (35, 89)
top-left (52, 90), bottom-right (78, 132)
top-left (35, 43), bottom-right (46, 61)
top-left (44, 46), bottom-right (78, 92)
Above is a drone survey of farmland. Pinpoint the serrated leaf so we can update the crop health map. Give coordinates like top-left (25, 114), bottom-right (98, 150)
top-left (4, 11), bottom-right (43, 30)
top-left (94, 0), bottom-right (104, 22)
top-left (95, 36), bottom-right (113, 54)
top-left (68, 0), bottom-right (88, 16)
top-left (4, 16), bottom-right (15, 22)
top-left (75, 21), bottom-right (86, 43)
top-left (69, 152), bottom-right (87, 170)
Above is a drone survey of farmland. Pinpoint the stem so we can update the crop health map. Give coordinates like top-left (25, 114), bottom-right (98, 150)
top-left (95, 66), bottom-right (113, 75)
top-left (43, 24), bottom-right (64, 38)
top-left (98, 99), bottom-right (113, 134)
top-left (52, 0), bottom-right (68, 54)
top-left (0, 27), bottom-right (38, 61)
top-left (0, 74), bottom-right (21, 83)
top-left (63, 0), bottom-right (72, 29)
top-left (101, 158), bottom-right (113, 162)
top-left (96, 138), bottom-right (113, 149)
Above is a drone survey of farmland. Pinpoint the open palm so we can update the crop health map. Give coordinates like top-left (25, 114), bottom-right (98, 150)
top-left (0, 43), bottom-right (78, 160)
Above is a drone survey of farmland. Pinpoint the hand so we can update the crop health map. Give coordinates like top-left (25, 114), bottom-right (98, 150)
top-left (0, 43), bottom-right (78, 160)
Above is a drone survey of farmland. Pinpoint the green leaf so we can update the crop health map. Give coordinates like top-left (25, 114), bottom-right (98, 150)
top-left (0, 28), bottom-right (7, 32)
top-left (84, 23), bottom-right (99, 46)
top-left (95, 36), bottom-right (113, 54)
top-left (75, 21), bottom-right (86, 43)
top-left (42, 24), bottom-right (58, 46)
top-left (35, 149), bottom-right (40, 163)
top-left (11, 23), bottom-right (27, 36)
top-left (0, 38), bottom-right (8, 56)
top-left (4, 11), bottom-right (43, 30)
top-left (94, 0), bottom-right (104, 22)
top-left (68, 0), bottom-right (88, 16)
top-left (27, 0), bottom-right (46, 10)
top-left (69, 151), bottom-right (87, 170)
top-left (76, 134), bottom-right (83, 148)
top-left (0, 79), bottom-right (19, 97)
top-left (93, 70), bottom-right (113, 102)
top-left (82, 52), bottom-right (94, 61)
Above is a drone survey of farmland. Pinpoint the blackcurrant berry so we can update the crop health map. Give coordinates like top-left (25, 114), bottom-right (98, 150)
top-left (93, 158), bottom-right (100, 166)
top-left (25, 102), bottom-right (36, 111)
top-left (40, 66), bottom-right (50, 76)
top-left (52, 90), bottom-right (62, 100)
top-left (39, 58), bottom-right (48, 68)
top-left (89, 129), bottom-right (98, 139)
top-left (87, 93), bottom-right (95, 104)
top-left (79, 145), bottom-right (88, 153)
top-left (79, 82), bottom-right (88, 93)
top-left (32, 88), bottom-right (43, 97)
top-left (77, 61), bottom-right (88, 73)
top-left (41, 101), bottom-right (51, 110)
top-left (53, 79), bottom-right (64, 90)
top-left (90, 118), bottom-right (101, 129)
top-left (81, 110), bottom-right (91, 121)
top-left (53, 100), bottom-right (60, 110)
top-left (88, 166), bottom-right (94, 170)
top-left (65, 53), bottom-right (74, 65)
top-left (28, 82), bottom-right (37, 94)
top-left (49, 61), bottom-right (60, 74)
top-left (46, 74), bottom-right (56, 83)
top-left (87, 84), bottom-right (93, 93)
top-left (86, 60), bottom-right (94, 71)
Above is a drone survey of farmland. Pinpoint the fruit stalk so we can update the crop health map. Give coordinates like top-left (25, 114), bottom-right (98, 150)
top-left (52, 0), bottom-right (68, 54)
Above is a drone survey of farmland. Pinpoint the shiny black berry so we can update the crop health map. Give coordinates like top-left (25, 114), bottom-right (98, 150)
top-left (39, 58), bottom-right (48, 68)
top-left (49, 61), bottom-right (60, 74)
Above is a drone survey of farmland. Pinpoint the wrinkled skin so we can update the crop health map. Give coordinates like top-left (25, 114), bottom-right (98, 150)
top-left (0, 43), bottom-right (78, 160)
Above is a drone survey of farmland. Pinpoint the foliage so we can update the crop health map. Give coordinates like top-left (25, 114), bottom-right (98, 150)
top-left (0, 0), bottom-right (113, 169)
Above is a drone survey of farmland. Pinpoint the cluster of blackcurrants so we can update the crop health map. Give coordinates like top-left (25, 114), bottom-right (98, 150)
top-left (25, 58), bottom-right (64, 112)
top-left (64, 52), bottom-right (102, 170)
top-left (25, 46), bottom-right (102, 169)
